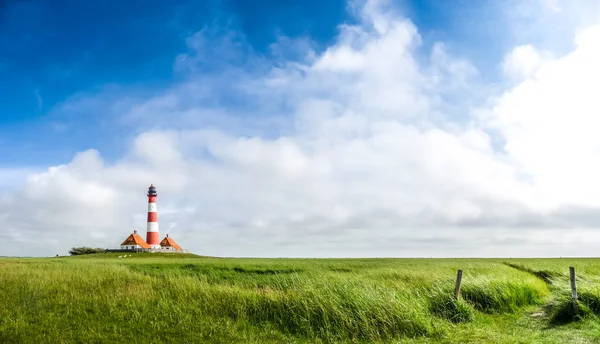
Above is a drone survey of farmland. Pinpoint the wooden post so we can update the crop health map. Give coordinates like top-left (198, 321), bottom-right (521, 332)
top-left (570, 266), bottom-right (578, 313)
top-left (454, 269), bottom-right (463, 300)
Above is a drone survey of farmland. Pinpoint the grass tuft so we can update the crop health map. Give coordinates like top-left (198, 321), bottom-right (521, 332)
top-left (578, 291), bottom-right (600, 314)
top-left (550, 296), bottom-right (592, 325)
top-left (429, 294), bottom-right (474, 323)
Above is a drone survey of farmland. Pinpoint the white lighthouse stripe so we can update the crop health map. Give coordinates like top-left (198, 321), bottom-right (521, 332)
top-left (147, 222), bottom-right (159, 232)
top-left (148, 202), bottom-right (157, 212)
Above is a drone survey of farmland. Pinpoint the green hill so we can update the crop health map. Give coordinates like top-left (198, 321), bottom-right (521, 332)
top-left (64, 251), bottom-right (211, 259)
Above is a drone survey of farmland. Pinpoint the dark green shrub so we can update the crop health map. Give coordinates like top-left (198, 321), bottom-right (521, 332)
top-left (68, 247), bottom-right (106, 256)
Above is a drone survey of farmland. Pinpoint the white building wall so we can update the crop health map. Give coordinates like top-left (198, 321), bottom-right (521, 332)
top-left (120, 244), bottom-right (142, 250)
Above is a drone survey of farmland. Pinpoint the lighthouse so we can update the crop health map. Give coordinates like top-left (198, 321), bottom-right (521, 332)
top-left (117, 184), bottom-right (184, 253)
top-left (146, 184), bottom-right (160, 248)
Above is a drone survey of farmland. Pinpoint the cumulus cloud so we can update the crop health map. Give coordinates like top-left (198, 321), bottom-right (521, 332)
top-left (502, 45), bottom-right (554, 80)
top-left (488, 24), bottom-right (600, 208)
top-left (4, 0), bottom-right (600, 257)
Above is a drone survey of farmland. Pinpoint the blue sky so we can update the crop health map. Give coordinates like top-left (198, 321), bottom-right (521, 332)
top-left (0, 0), bottom-right (508, 168)
top-left (5, 0), bottom-right (600, 257)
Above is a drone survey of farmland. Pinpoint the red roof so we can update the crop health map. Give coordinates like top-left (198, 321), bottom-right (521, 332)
top-left (121, 232), bottom-right (151, 249)
top-left (160, 236), bottom-right (182, 250)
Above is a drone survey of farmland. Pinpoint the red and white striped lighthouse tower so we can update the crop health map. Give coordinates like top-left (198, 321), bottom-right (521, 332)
top-left (146, 184), bottom-right (160, 248)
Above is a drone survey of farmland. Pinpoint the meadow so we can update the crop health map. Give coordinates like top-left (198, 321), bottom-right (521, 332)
top-left (2, 254), bottom-right (600, 343)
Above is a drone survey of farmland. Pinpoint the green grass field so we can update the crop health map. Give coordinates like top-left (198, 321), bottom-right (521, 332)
top-left (2, 254), bottom-right (600, 343)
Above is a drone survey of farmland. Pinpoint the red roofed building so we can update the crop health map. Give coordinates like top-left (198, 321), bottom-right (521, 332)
top-left (160, 234), bottom-right (183, 251)
top-left (115, 185), bottom-right (185, 253)
top-left (121, 230), bottom-right (151, 250)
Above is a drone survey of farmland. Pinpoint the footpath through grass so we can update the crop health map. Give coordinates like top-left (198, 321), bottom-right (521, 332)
top-left (1, 254), bottom-right (600, 343)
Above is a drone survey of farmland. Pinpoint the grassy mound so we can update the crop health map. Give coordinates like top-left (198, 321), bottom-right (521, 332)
top-left (164, 277), bottom-right (437, 340)
top-left (460, 279), bottom-right (548, 313)
top-left (503, 262), bottom-right (559, 284)
top-left (66, 252), bottom-right (209, 259)
top-left (579, 291), bottom-right (600, 314)
top-left (0, 260), bottom-right (440, 342)
top-left (550, 296), bottom-right (592, 325)
top-left (429, 294), bottom-right (474, 323)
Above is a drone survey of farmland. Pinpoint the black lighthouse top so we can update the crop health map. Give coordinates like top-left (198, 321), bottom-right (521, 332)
top-left (148, 184), bottom-right (157, 196)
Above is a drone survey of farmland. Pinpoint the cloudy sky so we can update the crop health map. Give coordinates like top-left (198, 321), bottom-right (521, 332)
top-left (2, 0), bottom-right (600, 257)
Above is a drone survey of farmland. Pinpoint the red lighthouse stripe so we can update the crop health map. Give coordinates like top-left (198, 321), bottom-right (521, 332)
top-left (146, 231), bottom-right (160, 246)
top-left (148, 195), bottom-right (156, 203)
top-left (147, 212), bottom-right (158, 222)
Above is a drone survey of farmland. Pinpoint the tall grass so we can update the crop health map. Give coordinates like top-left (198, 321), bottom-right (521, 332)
top-left (0, 255), bottom-right (583, 343)
top-left (461, 278), bottom-right (548, 313)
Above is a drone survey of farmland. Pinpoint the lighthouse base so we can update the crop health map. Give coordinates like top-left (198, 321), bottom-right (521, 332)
top-left (146, 231), bottom-right (160, 247)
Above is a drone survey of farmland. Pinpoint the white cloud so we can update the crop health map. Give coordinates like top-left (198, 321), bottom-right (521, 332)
top-left (4, 0), bottom-right (600, 257)
top-left (502, 45), bottom-right (554, 80)
top-left (488, 24), bottom-right (600, 209)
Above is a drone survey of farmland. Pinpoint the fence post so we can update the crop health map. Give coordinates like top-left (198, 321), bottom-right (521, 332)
top-left (570, 266), bottom-right (578, 313)
top-left (454, 269), bottom-right (463, 300)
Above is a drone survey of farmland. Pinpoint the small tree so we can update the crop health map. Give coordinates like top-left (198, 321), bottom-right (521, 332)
top-left (68, 247), bottom-right (106, 256)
